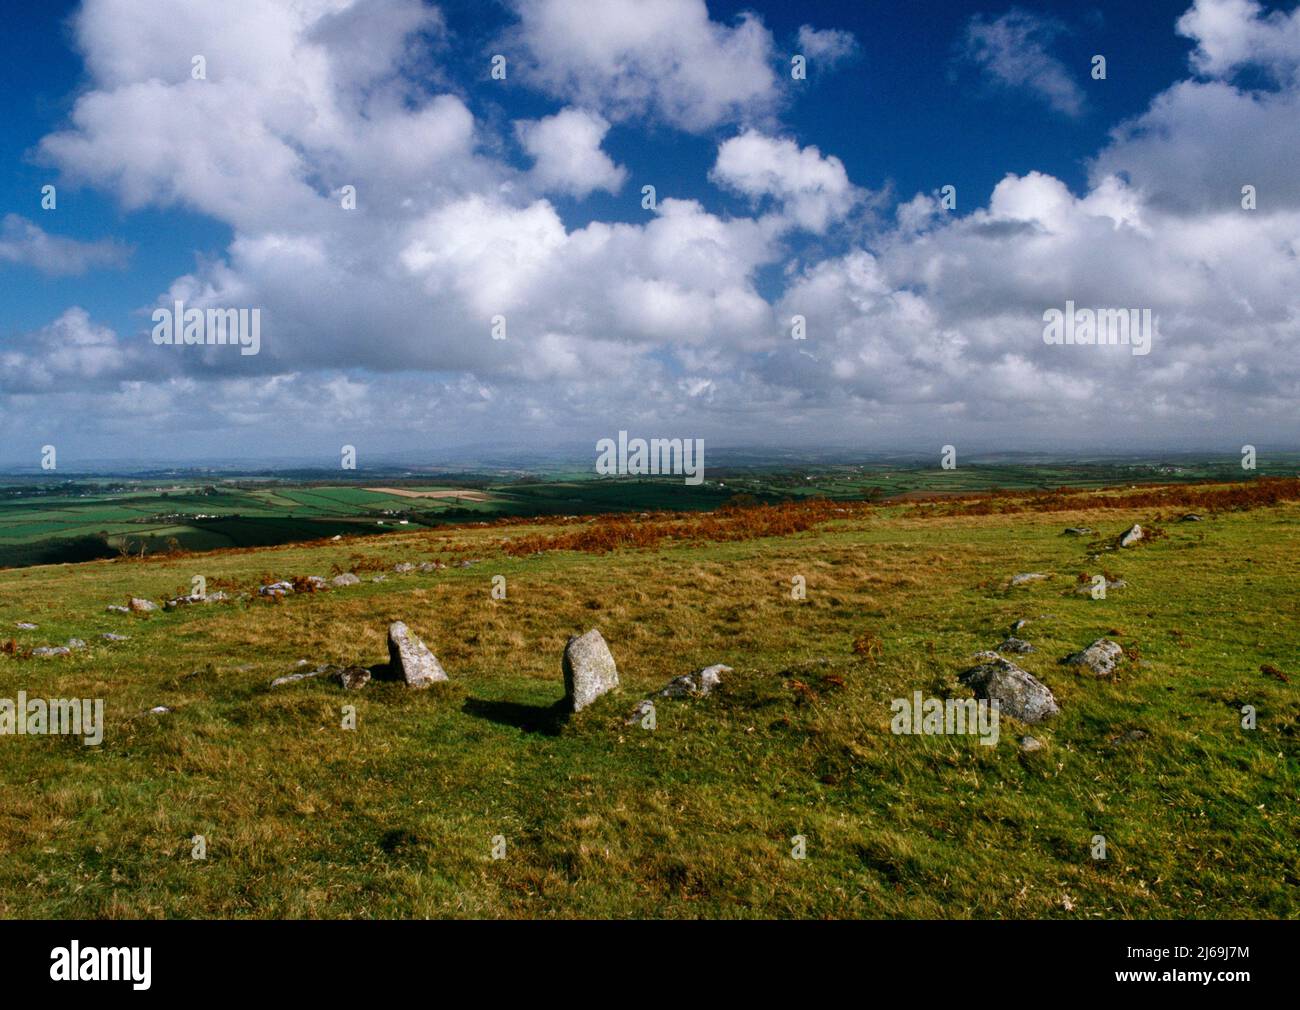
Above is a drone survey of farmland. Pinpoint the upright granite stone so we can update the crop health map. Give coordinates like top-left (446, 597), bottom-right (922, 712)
top-left (1119, 524), bottom-right (1143, 547)
top-left (563, 629), bottom-right (619, 712)
top-left (387, 622), bottom-right (448, 687)
top-left (959, 656), bottom-right (1060, 724)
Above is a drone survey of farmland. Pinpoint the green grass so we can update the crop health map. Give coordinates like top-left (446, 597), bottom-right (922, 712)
top-left (0, 491), bottom-right (1296, 918)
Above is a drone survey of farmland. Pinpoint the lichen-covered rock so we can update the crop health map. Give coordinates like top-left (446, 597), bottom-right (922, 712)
top-left (1065, 638), bottom-right (1124, 677)
top-left (393, 562), bottom-right (416, 573)
top-left (563, 629), bottom-right (619, 712)
top-left (624, 698), bottom-right (656, 726)
top-left (998, 637), bottom-right (1034, 654)
top-left (387, 622), bottom-right (447, 687)
top-left (959, 656), bottom-right (1060, 724)
top-left (129, 597), bottom-right (158, 612)
top-left (331, 573), bottom-right (361, 587)
top-left (1020, 735), bottom-right (1044, 753)
top-left (659, 663), bottom-right (730, 698)
top-left (339, 666), bottom-right (371, 690)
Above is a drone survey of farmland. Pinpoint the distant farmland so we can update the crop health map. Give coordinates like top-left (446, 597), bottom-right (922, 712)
top-left (0, 458), bottom-right (1292, 570)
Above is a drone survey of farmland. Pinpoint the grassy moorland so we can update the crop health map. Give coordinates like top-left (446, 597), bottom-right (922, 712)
top-left (0, 480), bottom-right (1296, 918)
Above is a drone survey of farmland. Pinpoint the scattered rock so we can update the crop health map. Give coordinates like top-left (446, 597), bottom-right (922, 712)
top-left (331, 573), bottom-right (361, 587)
top-left (31, 646), bottom-right (71, 658)
top-left (1118, 524), bottom-right (1143, 547)
top-left (658, 663), bottom-right (730, 698)
top-left (259, 581), bottom-right (294, 597)
top-left (339, 666), bottom-right (371, 690)
top-left (1180, 513), bottom-right (1204, 522)
top-left (386, 622), bottom-right (448, 687)
top-left (1010, 618), bottom-right (1030, 632)
top-left (959, 656), bottom-right (1060, 724)
top-left (270, 667), bottom-right (328, 688)
top-left (997, 637), bottom-right (1034, 654)
top-left (65, 638), bottom-right (87, 650)
top-left (16, 622), bottom-right (37, 630)
top-left (371, 575), bottom-right (387, 583)
top-left (1010, 572), bottom-right (1049, 586)
top-left (1020, 735), bottom-right (1044, 753)
top-left (1108, 728), bottom-right (1149, 746)
top-left (971, 650), bottom-right (1003, 662)
top-left (393, 562), bottom-right (416, 573)
top-left (105, 605), bottom-right (130, 614)
top-left (1073, 577), bottom-right (1127, 595)
top-left (149, 706), bottom-right (170, 715)
top-left (563, 628), bottom-right (620, 712)
top-left (100, 633), bottom-right (129, 642)
top-left (164, 591), bottom-right (227, 610)
top-left (418, 562), bottom-right (440, 573)
top-left (129, 597), bottom-right (158, 612)
top-left (625, 698), bottom-right (656, 726)
top-left (1065, 638), bottom-right (1124, 677)
top-left (1063, 527), bottom-right (1094, 536)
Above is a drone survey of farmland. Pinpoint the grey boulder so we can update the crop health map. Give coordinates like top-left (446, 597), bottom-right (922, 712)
top-left (1065, 638), bottom-right (1124, 677)
top-left (959, 656), bottom-right (1060, 724)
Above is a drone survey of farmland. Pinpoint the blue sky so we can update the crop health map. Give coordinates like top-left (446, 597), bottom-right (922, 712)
top-left (1, 0), bottom-right (1297, 464)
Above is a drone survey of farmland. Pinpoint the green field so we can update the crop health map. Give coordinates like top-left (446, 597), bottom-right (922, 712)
top-left (0, 480), bottom-right (1295, 918)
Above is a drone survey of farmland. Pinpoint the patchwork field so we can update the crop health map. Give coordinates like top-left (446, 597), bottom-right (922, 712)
top-left (0, 481), bottom-right (1296, 918)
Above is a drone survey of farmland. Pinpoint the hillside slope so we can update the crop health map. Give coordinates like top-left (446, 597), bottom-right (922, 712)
top-left (0, 488), bottom-right (1296, 918)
